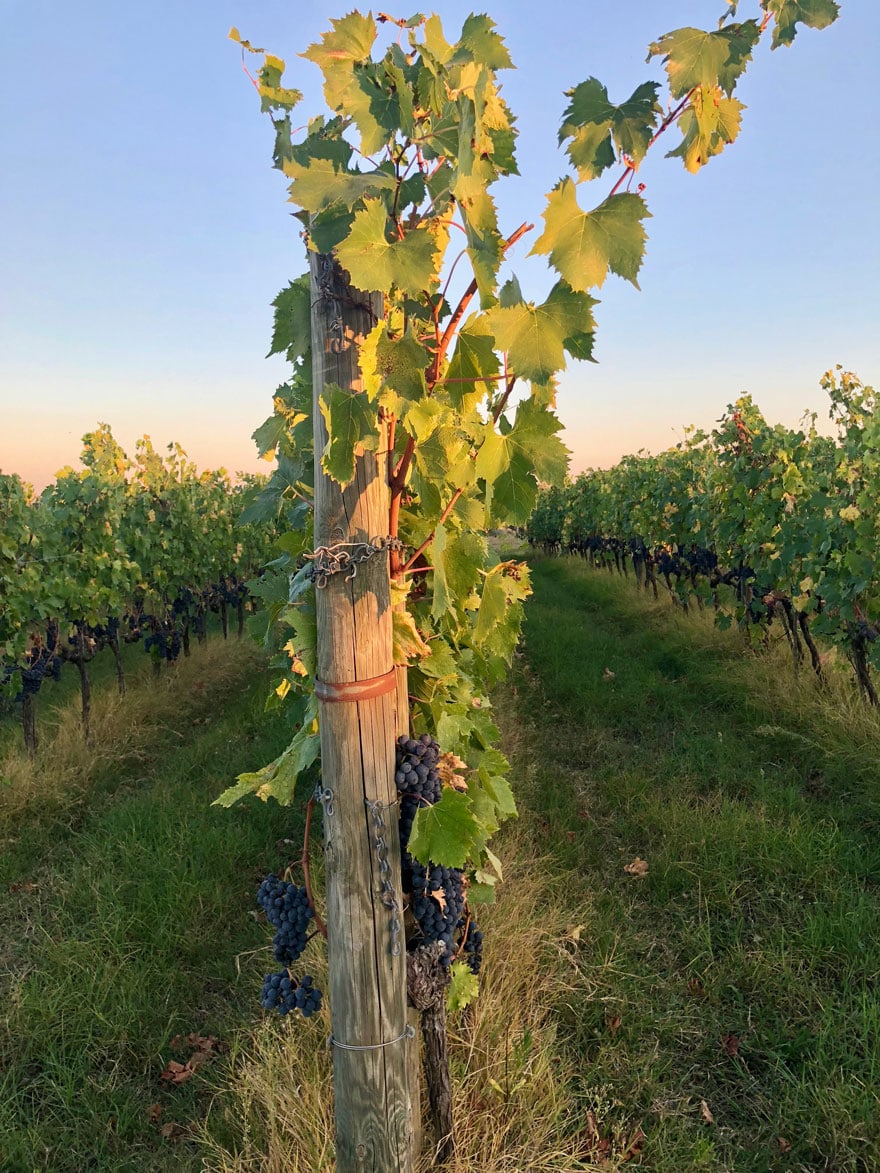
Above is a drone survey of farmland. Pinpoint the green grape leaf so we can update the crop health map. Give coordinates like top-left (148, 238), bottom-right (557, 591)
top-left (452, 13), bottom-right (514, 70)
top-left (362, 324), bottom-right (432, 402)
top-left (444, 320), bottom-right (500, 412)
top-left (334, 198), bottom-right (437, 297)
top-left (357, 59), bottom-right (417, 150)
top-left (647, 22), bottom-right (761, 97)
top-left (560, 79), bottom-right (661, 180)
top-left (308, 206), bottom-right (356, 253)
top-left (446, 961), bottom-right (480, 1012)
top-left (251, 414), bottom-right (288, 459)
top-left (214, 698), bottom-right (319, 807)
top-left (318, 385), bottom-right (380, 486)
top-left (531, 181), bottom-right (650, 291)
top-left (408, 787), bottom-right (485, 868)
top-left (765, 0), bottom-right (840, 48)
top-left (268, 277), bottom-right (311, 361)
top-left (283, 144), bottom-right (396, 213)
top-left (666, 86), bottom-right (744, 172)
top-left (257, 54), bottom-right (303, 114)
top-left (485, 281), bottom-right (598, 381)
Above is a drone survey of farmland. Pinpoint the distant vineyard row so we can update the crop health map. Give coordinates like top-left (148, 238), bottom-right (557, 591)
top-left (528, 369), bottom-right (880, 700)
top-left (1, 425), bottom-right (278, 752)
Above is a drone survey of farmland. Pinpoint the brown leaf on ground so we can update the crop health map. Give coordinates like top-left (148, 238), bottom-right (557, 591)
top-left (620, 1128), bottom-right (646, 1162)
top-left (722, 1032), bottom-right (741, 1057)
top-left (606, 1014), bottom-right (622, 1034)
top-left (160, 1121), bottom-right (190, 1142)
top-left (777, 1137), bottom-right (792, 1153)
top-left (603, 667), bottom-right (616, 681)
top-left (687, 977), bottom-right (705, 997)
top-left (185, 1032), bottom-right (225, 1053)
top-left (623, 857), bottom-right (648, 877)
top-left (8, 881), bottom-right (39, 894)
top-left (148, 1103), bottom-right (162, 1124)
top-left (700, 1100), bottom-right (715, 1125)
top-left (160, 1061), bottom-right (192, 1085)
top-left (566, 830), bottom-right (576, 841)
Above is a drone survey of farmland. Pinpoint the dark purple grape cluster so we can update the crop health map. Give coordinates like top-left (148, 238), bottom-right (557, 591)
top-left (143, 621), bottom-right (183, 663)
top-left (396, 733), bottom-right (482, 969)
top-left (410, 862), bottom-right (465, 967)
top-left (257, 874), bottom-right (313, 964)
top-left (18, 646), bottom-right (59, 698)
top-left (459, 917), bottom-right (484, 975)
top-left (395, 733), bottom-right (442, 849)
top-left (260, 971), bottom-right (322, 1017)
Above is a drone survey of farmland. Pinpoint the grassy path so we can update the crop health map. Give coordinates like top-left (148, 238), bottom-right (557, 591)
top-left (3, 561), bottom-right (880, 1171)
top-left (499, 556), bottom-right (880, 1171)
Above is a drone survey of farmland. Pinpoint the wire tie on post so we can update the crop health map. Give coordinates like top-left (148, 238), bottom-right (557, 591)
top-left (328, 1023), bottom-right (415, 1051)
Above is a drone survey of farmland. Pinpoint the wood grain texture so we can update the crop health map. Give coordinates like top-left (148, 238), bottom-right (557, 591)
top-left (309, 253), bottom-right (414, 1172)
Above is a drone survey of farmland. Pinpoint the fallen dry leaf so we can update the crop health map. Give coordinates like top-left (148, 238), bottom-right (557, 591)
top-left (606, 1015), bottom-right (622, 1035)
top-left (8, 881), bottom-right (39, 894)
top-left (148, 1103), bottom-right (163, 1125)
top-left (620, 1128), bottom-right (646, 1163)
top-left (700, 1100), bottom-right (715, 1125)
top-left (687, 977), bottom-right (705, 997)
top-left (777, 1137), bottom-right (792, 1153)
top-left (185, 1032), bottom-right (224, 1053)
top-left (623, 857), bottom-right (648, 878)
top-left (160, 1121), bottom-right (190, 1142)
top-left (564, 924), bottom-right (586, 944)
top-left (722, 1032), bottom-right (741, 1057)
top-left (602, 667), bottom-right (616, 681)
top-left (160, 1061), bottom-right (192, 1085)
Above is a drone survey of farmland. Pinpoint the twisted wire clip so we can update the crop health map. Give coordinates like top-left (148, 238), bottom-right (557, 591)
top-left (328, 1023), bottom-right (416, 1052)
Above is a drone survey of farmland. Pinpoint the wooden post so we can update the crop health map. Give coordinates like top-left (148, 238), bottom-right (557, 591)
top-left (309, 252), bottom-right (414, 1172)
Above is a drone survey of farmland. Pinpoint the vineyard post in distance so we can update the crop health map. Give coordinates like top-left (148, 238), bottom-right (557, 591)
top-left (224, 4), bottom-right (841, 1167)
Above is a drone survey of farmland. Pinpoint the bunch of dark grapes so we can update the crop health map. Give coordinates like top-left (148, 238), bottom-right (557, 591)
top-left (395, 734), bottom-right (475, 966)
top-left (409, 861), bottom-right (465, 966)
top-left (257, 874), bottom-right (314, 965)
top-left (395, 733), bottom-right (441, 851)
top-left (19, 647), bottom-right (53, 697)
top-left (257, 875), bottom-right (321, 1017)
top-left (459, 917), bottom-right (484, 975)
top-left (260, 971), bottom-right (322, 1017)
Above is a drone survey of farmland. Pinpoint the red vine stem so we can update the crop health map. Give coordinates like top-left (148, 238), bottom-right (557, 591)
top-left (608, 90), bottom-right (694, 197)
top-left (301, 797), bottom-right (327, 938)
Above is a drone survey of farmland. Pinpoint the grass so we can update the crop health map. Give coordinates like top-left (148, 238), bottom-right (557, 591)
top-left (0, 637), bottom-right (307, 1172)
top-left (5, 559), bottom-right (880, 1170)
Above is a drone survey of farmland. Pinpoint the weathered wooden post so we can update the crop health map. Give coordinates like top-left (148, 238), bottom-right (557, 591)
top-left (309, 252), bottom-right (415, 1172)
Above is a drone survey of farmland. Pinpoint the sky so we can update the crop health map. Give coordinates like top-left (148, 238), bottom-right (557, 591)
top-left (1, 1), bottom-right (877, 488)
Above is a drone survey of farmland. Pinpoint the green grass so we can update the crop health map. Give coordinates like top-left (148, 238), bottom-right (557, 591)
top-left (500, 556), bottom-right (880, 1171)
top-left (5, 559), bottom-right (880, 1171)
top-left (0, 639), bottom-right (308, 1172)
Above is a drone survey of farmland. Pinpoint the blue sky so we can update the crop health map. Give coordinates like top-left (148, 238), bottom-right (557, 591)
top-left (1, 1), bottom-right (877, 487)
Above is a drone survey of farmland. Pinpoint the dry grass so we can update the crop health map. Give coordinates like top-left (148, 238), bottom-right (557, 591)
top-left (198, 824), bottom-right (594, 1172)
top-left (0, 638), bottom-right (263, 826)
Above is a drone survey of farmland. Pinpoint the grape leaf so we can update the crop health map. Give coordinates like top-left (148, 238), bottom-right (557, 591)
top-left (257, 55), bottom-right (303, 114)
top-left (531, 181), bottom-right (650, 291)
top-left (647, 22), bottom-right (761, 97)
top-left (452, 13), bottom-right (514, 70)
top-left (666, 86), bottom-right (744, 173)
top-left (765, 0), bottom-right (840, 48)
top-left (446, 961), bottom-right (480, 1012)
top-left (318, 385), bottom-right (380, 486)
top-left (393, 607), bottom-right (432, 663)
top-left (484, 281), bottom-right (598, 382)
top-left (559, 79), bottom-right (661, 180)
top-left (267, 277), bottom-right (311, 362)
top-left (214, 698), bottom-right (319, 807)
top-left (334, 199), bottom-right (438, 297)
top-left (283, 144), bottom-right (396, 214)
top-left (409, 787), bottom-right (486, 868)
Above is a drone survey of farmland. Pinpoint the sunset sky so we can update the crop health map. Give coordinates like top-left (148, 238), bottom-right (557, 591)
top-left (2, 1), bottom-right (877, 488)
